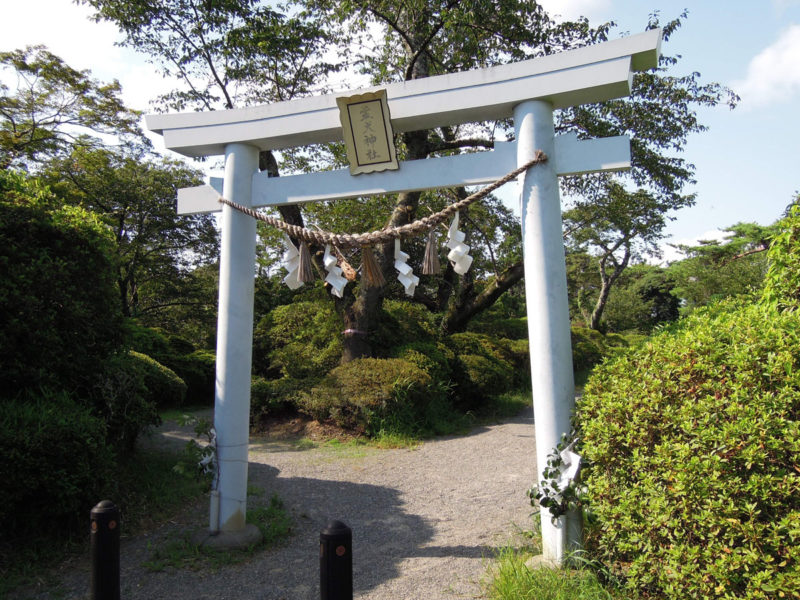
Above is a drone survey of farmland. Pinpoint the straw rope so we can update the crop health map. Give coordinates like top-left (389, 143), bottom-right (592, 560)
top-left (218, 150), bottom-right (546, 249)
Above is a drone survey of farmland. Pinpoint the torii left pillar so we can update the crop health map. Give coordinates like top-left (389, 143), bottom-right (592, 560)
top-left (207, 142), bottom-right (262, 547)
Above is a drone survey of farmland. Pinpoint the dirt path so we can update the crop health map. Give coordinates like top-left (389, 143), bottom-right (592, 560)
top-left (23, 408), bottom-right (538, 600)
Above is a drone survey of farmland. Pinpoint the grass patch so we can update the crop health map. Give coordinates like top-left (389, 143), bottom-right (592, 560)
top-left (0, 448), bottom-right (206, 598)
top-left (248, 494), bottom-right (293, 546)
top-left (485, 521), bottom-right (623, 600)
top-left (158, 406), bottom-right (211, 423)
top-left (475, 388), bottom-right (531, 422)
top-left (142, 491), bottom-right (292, 573)
top-left (113, 450), bottom-right (207, 533)
top-left (487, 549), bottom-right (616, 600)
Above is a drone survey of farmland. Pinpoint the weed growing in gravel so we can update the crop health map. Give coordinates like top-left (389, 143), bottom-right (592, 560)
top-left (486, 520), bottom-right (623, 600)
top-left (487, 549), bottom-right (616, 600)
top-left (142, 492), bottom-right (292, 573)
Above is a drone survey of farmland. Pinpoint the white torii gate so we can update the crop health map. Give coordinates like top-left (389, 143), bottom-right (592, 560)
top-left (146, 29), bottom-right (661, 564)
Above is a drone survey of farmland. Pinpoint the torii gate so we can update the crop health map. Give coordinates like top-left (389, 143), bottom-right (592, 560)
top-left (146, 29), bottom-right (661, 564)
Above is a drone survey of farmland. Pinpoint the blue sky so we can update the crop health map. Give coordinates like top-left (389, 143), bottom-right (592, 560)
top-left (2, 1), bottom-right (799, 261)
top-left (539, 0), bottom-right (800, 257)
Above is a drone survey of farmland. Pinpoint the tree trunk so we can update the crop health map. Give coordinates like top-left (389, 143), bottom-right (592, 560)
top-left (338, 130), bottom-right (429, 362)
top-left (337, 11), bottom-right (434, 363)
top-left (340, 285), bottom-right (382, 362)
top-left (260, 150), bottom-right (305, 228)
top-left (589, 246), bottom-right (630, 330)
top-left (589, 278), bottom-right (613, 330)
top-left (118, 276), bottom-right (130, 318)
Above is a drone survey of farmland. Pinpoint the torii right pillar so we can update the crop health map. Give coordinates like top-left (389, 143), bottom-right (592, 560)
top-left (515, 99), bottom-right (581, 564)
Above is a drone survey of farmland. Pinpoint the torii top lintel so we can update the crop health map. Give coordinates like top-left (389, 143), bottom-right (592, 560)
top-left (145, 29), bottom-right (661, 157)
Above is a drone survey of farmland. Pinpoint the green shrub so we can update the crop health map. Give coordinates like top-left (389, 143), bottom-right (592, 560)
top-left (457, 353), bottom-right (514, 395)
top-left (0, 171), bottom-right (122, 397)
top-left (124, 320), bottom-right (172, 358)
top-left (571, 327), bottom-right (605, 372)
top-left (162, 350), bottom-right (216, 406)
top-left (446, 332), bottom-right (517, 404)
top-left (250, 376), bottom-right (308, 423)
top-left (93, 353), bottom-right (161, 454)
top-left (466, 316), bottom-right (529, 340)
top-left (0, 390), bottom-right (114, 538)
top-left (128, 351), bottom-right (187, 409)
top-left (166, 334), bottom-right (195, 356)
top-left (371, 299), bottom-right (438, 353)
top-left (298, 358), bottom-right (435, 432)
top-left (571, 327), bottom-right (631, 373)
top-left (390, 341), bottom-right (454, 382)
top-left (254, 300), bottom-right (342, 379)
top-left (501, 338), bottom-right (530, 371)
top-left (762, 203), bottom-right (800, 312)
top-left (125, 322), bottom-right (216, 406)
top-left (577, 300), bottom-right (800, 599)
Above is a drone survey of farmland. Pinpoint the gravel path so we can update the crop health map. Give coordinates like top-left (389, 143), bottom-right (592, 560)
top-left (22, 408), bottom-right (538, 600)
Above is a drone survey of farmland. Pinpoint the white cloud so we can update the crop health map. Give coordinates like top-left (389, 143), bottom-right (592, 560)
top-left (732, 24), bottom-right (800, 109)
top-left (2, 0), bottom-right (122, 74)
top-left (536, 0), bottom-right (611, 22)
top-left (0, 0), bottom-right (170, 112)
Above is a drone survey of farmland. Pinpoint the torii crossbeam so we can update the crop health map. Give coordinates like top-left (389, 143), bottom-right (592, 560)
top-left (146, 29), bottom-right (661, 564)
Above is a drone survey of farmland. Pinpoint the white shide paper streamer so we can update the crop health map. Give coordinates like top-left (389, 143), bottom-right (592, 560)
top-left (394, 239), bottom-right (419, 296)
top-left (446, 212), bottom-right (473, 275)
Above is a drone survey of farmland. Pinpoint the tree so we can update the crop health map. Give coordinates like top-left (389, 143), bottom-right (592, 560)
top-left (667, 221), bottom-right (777, 312)
top-left (80, 0), bottom-right (336, 111)
top-left (559, 12), bottom-right (738, 329)
top-left (79, 0), bottom-right (338, 234)
top-left (600, 263), bottom-right (679, 332)
top-left (299, 0), bottom-right (611, 359)
top-left (42, 145), bottom-right (219, 320)
top-left (87, 0), bottom-right (739, 358)
top-left (563, 183), bottom-right (674, 329)
top-left (0, 45), bottom-right (140, 168)
top-left (299, 3), bottom-right (738, 348)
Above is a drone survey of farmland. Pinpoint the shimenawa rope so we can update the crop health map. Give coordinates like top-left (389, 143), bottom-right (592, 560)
top-left (217, 151), bottom-right (547, 249)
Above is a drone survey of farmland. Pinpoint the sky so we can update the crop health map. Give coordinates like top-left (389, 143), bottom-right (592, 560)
top-left (2, 0), bottom-right (799, 262)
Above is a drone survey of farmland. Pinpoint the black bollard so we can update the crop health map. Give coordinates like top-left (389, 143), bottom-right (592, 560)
top-left (320, 520), bottom-right (352, 600)
top-left (90, 500), bottom-right (120, 600)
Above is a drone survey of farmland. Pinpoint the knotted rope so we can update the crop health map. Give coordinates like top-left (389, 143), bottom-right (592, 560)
top-left (217, 150), bottom-right (547, 249)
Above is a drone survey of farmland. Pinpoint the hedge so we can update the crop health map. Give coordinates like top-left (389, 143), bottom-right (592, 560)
top-left (128, 351), bottom-right (187, 409)
top-left (0, 390), bottom-right (113, 538)
top-left (577, 300), bottom-right (800, 599)
top-left (446, 332), bottom-right (518, 404)
top-left (254, 300), bottom-right (342, 379)
top-left (0, 171), bottom-right (122, 397)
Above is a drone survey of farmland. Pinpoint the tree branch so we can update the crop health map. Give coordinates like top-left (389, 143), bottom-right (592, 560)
top-left (441, 261), bottom-right (525, 334)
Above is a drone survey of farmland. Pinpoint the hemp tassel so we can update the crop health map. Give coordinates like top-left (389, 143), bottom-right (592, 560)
top-left (422, 229), bottom-right (441, 275)
top-left (361, 246), bottom-right (385, 287)
top-left (297, 241), bottom-right (314, 283)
